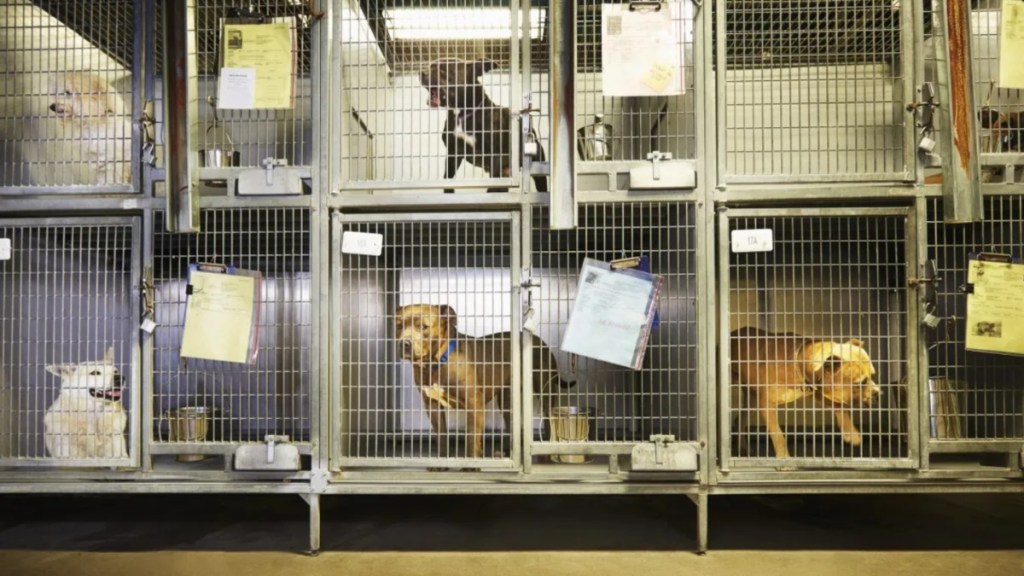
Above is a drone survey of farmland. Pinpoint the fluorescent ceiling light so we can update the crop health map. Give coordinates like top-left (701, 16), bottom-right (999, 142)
top-left (383, 7), bottom-right (545, 40)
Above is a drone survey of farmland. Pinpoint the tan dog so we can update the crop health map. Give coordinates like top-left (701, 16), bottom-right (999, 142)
top-left (43, 347), bottom-right (128, 460)
top-left (48, 71), bottom-right (131, 185)
top-left (730, 326), bottom-right (882, 461)
top-left (396, 304), bottom-right (570, 461)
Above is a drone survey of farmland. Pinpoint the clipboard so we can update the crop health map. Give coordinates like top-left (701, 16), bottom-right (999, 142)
top-left (601, 0), bottom-right (685, 97)
top-left (561, 257), bottom-right (664, 370)
top-left (180, 262), bottom-right (263, 364)
top-left (963, 252), bottom-right (1024, 356)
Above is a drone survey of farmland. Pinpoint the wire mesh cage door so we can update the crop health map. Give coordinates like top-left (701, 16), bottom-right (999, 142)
top-left (332, 212), bottom-right (523, 470)
top-left (0, 217), bottom-right (141, 468)
top-left (572, 0), bottom-right (698, 171)
top-left (336, 0), bottom-right (532, 192)
top-left (924, 196), bottom-right (1024, 459)
top-left (717, 0), bottom-right (916, 184)
top-left (526, 202), bottom-right (700, 470)
top-left (719, 207), bottom-right (918, 471)
top-left (1, 0), bottom-right (139, 193)
top-left (949, 2), bottom-right (1024, 181)
top-left (149, 1), bottom-right (316, 190)
top-left (152, 209), bottom-right (312, 463)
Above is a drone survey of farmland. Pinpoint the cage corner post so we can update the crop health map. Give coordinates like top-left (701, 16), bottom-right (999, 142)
top-left (933, 0), bottom-right (983, 224)
top-left (549, 0), bottom-right (578, 230)
top-left (162, 0), bottom-right (200, 233)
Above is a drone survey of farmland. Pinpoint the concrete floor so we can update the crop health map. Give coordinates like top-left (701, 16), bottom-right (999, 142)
top-left (1, 492), bottom-right (1023, 575)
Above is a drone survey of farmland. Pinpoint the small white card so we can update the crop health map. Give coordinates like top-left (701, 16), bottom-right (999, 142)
top-left (217, 67), bottom-right (257, 109)
top-left (341, 231), bottom-right (384, 256)
top-left (0, 238), bottom-right (10, 261)
top-left (140, 317), bottom-right (158, 334)
top-left (731, 229), bottom-right (774, 253)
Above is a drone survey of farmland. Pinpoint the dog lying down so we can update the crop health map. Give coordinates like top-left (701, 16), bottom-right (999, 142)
top-left (396, 304), bottom-right (572, 462)
top-left (420, 58), bottom-right (548, 194)
top-left (730, 326), bottom-right (882, 462)
top-left (43, 347), bottom-right (128, 460)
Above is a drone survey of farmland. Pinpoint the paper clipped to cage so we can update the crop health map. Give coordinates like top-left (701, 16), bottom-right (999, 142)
top-left (561, 258), bottom-right (663, 370)
top-left (601, 1), bottom-right (684, 97)
top-left (217, 21), bottom-right (296, 109)
top-left (999, 0), bottom-right (1024, 89)
top-left (180, 263), bottom-right (262, 364)
top-left (964, 253), bottom-right (1024, 356)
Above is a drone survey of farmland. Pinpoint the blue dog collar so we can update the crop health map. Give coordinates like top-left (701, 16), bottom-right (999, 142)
top-left (438, 340), bottom-right (458, 365)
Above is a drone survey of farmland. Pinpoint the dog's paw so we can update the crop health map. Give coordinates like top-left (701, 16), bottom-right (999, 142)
top-left (842, 430), bottom-right (863, 446)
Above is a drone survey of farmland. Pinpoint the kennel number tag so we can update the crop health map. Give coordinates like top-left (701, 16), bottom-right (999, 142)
top-left (0, 239), bottom-right (9, 261)
top-left (730, 229), bottom-right (774, 253)
top-left (341, 231), bottom-right (383, 257)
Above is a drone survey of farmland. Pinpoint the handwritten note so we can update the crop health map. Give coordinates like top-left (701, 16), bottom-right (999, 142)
top-left (561, 259), bottom-right (661, 369)
top-left (1000, 0), bottom-right (1024, 89)
top-left (965, 257), bottom-right (1024, 355)
top-left (220, 22), bottom-right (295, 109)
top-left (602, 2), bottom-right (684, 97)
top-left (180, 271), bottom-right (256, 363)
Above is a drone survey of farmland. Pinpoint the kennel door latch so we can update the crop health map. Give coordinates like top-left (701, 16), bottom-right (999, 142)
top-left (631, 435), bottom-right (699, 472)
top-left (234, 434), bottom-right (301, 471)
top-left (630, 152), bottom-right (697, 190)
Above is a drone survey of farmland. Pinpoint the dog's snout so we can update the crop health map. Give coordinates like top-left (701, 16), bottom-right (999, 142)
top-left (400, 339), bottom-right (413, 354)
top-left (112, 373), bottom-right (123, 390)
top-left (49, 103), bottom-right (59, 112)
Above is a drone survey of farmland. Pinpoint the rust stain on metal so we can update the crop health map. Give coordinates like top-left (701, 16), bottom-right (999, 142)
top-left (947, 0), bottom-right (972, 172)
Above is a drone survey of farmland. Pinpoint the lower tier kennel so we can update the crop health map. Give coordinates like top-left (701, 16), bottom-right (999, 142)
top-left (151, 209), bottom-right (313, 469)
top-left (331, 202), bottom-right (701, 473)
top-left (720, 207), bottom-right (916, 471)
top-left (0, 217), bottom-right (140, 468)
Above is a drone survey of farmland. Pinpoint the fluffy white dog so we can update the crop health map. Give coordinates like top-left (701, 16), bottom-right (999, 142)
top-left (43, 347), bottom-right (127, 460)
top-left (47, 71), bottom-right (132, 185)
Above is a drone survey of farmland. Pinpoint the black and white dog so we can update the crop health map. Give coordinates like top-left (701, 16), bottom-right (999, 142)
top-left (420, 58), bottom-right (547, 193)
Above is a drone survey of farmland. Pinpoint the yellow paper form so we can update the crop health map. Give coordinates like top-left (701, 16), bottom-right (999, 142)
top-left (1000, 0), bottom-right (1024, 89)
top-left (220, 22), bottom-right (295, 109)
top-left (964, 258), bottom-right (1024, 356)
top-left (180, 271), bottom-right (256, 363)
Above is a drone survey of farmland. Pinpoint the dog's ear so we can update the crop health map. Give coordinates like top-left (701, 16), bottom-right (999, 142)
top-left (46, 364), bottom-right (71, 378)
top-left (437, 304), bottom-right (458, 337)
top-left (103, 347), bottom-right (114, 364)
top-left (471, 59), bottom-right (498, 79)
top-left (807, 356), bottom-right (843, 383)
top-left (847, 338), bottom-right (865, 348)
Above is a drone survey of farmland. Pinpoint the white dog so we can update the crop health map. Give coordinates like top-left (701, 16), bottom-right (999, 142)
top-left (47, 71), bottom-right (131, 185)
top-left (43, 347), bottom-right (128, 460)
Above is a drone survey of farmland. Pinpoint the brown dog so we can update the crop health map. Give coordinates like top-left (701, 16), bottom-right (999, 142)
top-left (396, 303), bottom-right (569, 461)
top-left (420, 58), bottom-right (547, 194)
top-left (730, 326), bottom-right (882, 461)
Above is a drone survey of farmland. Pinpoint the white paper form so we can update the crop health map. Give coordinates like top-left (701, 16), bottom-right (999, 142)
top-left (601, 2), bottom-right (685, 97)
top-left (561, 260), bottom-right (661, 369)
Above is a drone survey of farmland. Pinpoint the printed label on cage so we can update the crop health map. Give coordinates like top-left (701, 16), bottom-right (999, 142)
top-left (731, 229), bottom-right (774, 253)
top-left (0, 238), bottom-right (10, 261)
top-left (341, 231), bottom-right (383, 257)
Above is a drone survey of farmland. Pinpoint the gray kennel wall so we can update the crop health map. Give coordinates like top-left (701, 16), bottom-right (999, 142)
top-left (0, 218), bottom-right (140, 466)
